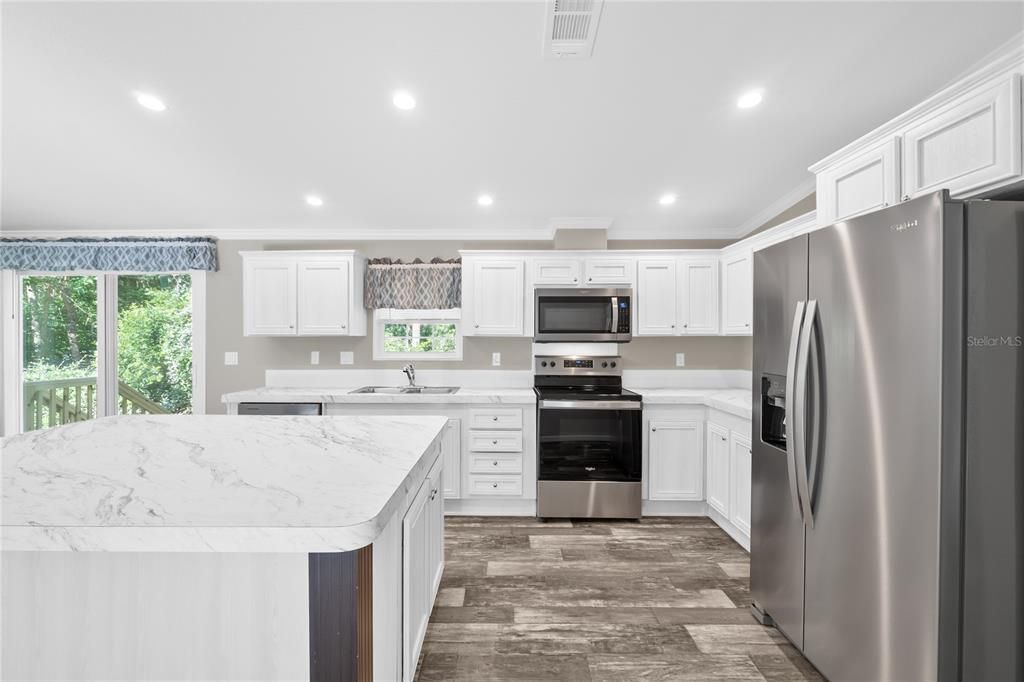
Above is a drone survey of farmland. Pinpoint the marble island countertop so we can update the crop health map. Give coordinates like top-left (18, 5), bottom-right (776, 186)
top-left (223, 386), bottom-right (753, 420)
top-left (1, 414), bottom-right (447, 553)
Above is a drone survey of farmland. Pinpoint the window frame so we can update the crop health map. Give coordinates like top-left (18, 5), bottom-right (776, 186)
top-left (0, 269), bottom-right (206, 436)
top-left (372, 308), bottom-right (463, 361)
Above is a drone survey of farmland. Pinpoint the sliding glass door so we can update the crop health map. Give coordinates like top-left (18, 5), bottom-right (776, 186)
top-left (19, 273), bottom-right (195, 432)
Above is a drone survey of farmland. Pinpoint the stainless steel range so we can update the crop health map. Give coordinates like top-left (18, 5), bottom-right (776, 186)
top-left (534, 355), bottom-right (642, 519)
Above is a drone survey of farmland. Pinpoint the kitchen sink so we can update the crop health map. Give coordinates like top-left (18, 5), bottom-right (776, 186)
top-left (349, 386), bottom-right (460, 395)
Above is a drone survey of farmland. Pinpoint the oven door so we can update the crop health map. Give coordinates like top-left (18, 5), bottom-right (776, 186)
top-left (537, 400), bottom-right (642, 482)
top-left (534, 289), bottom-right (630, 342)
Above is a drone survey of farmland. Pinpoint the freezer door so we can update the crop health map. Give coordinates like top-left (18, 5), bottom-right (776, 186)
top-left (961, 200), bottom-right (1024, 681)
top-left (802, 193), bottom-right (947, 681)
top-left (751, 235), bottom-right (808, 648)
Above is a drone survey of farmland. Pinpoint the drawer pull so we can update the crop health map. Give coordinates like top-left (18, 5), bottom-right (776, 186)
top-left (492, 416), bottom-right (499, 421)
top-left (492, 482), bottom-right (499, 489)
top-left (493, 460), bottom-right (499, 466)
top-left (492, 440), bottom-right (498, 445)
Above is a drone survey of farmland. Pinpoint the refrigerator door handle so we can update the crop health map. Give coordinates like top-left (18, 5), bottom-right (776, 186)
top-left (785, 300), bottom-right (807, 522)
top-left (794, 299), bottom-right (818, 527)
top-left (806, 301), bottom-right (823, 513)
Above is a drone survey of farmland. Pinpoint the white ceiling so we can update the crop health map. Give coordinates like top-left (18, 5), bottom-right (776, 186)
top-left (3, 1), bottom-right (1022, 240)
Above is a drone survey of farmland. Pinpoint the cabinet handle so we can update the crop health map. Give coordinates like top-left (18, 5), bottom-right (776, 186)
top-left (745, 323), bottom-right (750, 327)
top-left (492, 440), bottom-right (498, 445)
top-left (683, 324), bottom-right (688, 328)
top-left (493, 461), bottom-right (498, 466)
top-left (341, 324), bottom-right (346, 329)
top-left (475, 324), bottom-right (480, 329)
top-left (902, 195), bottom-right (910, 202)
top-left (588, 277), bottom-right (593, 282)
top-left (492, 416), bottom-right (499, 421)
top-left (492, 482), bottom-right (499, 489)
top-left (573, 278), bottom-right (578, 283)
top-left (652, 427), bottom-right (657, 432)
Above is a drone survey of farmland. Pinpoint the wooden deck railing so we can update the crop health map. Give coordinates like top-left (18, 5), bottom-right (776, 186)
top-left (24, 377), bottom-right (168, 432)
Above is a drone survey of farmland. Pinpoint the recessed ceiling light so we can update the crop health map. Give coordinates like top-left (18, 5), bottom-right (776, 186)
top-left (134, 91), bottom-right (166, 112)
top-left (477, 194), bottom-right (494, 207)
top-left (305, 194), bottom-right (324, 207)
top-left (392, 90), bottom-right (416, 111)
top-left (658, 193), bottom-right (677, 206)
top-left (737, 89), bottom-right (763, 109)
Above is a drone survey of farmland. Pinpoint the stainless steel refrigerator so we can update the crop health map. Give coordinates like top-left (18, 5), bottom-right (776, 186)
top-left (751, 190), bottom-right (1023, 682)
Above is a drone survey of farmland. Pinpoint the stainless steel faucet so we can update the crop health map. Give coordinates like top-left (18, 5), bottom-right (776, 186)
top-left (402, 363), bottom-right (416, 387)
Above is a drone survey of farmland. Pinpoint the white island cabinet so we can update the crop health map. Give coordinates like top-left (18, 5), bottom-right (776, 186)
top-left (1, 414), bottom-right (445, 682)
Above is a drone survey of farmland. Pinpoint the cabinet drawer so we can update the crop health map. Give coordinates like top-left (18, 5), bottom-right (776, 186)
top-left (469, 408), bottom-right (523, 430)
top-left (467, 474), bottom-right (523, 496)
top-left (468, 453), bottom-right (523, 474)
top-left (469, 430), bottom-right (523, 452)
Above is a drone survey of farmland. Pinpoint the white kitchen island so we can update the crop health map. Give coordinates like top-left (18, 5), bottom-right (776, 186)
top-left (1, 414), bottom-right (448, 682)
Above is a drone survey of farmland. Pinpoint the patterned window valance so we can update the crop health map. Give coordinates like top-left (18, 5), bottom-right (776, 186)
top-left (364, 258), bottom-right (461, 310)
top-left (0, 237), bottom-right (219, 272)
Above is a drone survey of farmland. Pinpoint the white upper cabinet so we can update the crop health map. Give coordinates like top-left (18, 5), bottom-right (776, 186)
top-left (531, 258), bottom-right (581, 286)
top-left (720, 249), bottom-right (752, 335)
top-left (729, 433), bottom-right (752, 536)
top-left (647, 419), bottom-right (703, 501)
top-left (636, 258), bottom-right (677, 335)
top-left (296, 258), bottom-right (350, 335)
top-left (678, 258), bottom-right (720, 335)
top-left (242, 251), bottom-right (365, 337)
top-left (583, 257), bottom-right (634, 285)
top-left (243, 256), bottom-right (297, 335)
top-left (466, 259), bottom-right (525, 336)
top-left (902, 75), bottom-right (1022, 200)
top-left (816, 137), bottom-right (901, 226)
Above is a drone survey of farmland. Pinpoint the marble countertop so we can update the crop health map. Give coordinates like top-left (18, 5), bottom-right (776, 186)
top-left (222, 386), bottom-right (538, 405)
top-left (222, 385), bottom-right (752, 419)
top-left (1, 414), bottom-right (447, 553)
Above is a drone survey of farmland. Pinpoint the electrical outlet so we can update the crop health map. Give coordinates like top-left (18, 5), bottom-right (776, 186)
top-left (310, 351), bottom-right (319, 365)
top-left (492, 352), bottom-right (501, 366)
top-left (339, 351), bottom-right (354, 365)
top-left (675, 353), bottom-right (686, 367)
top-left (224, 351), bottom-right (239, 366)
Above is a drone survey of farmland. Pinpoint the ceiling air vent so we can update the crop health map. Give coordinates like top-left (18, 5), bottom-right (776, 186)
top-left (544, 0), bottom-right (605, 59)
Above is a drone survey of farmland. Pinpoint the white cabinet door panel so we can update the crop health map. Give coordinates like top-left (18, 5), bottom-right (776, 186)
top-left (441, 419), bottom-right (461, 499)
top-left (648, 420), bottom-right (703, 501)
top-left (243, 257), bottom-right (297, 335)
top-left (584, 258), bottom-right (634, 285)
top-left (721, 251), bottom-right (752, 335)
top-left (469, 260), bottom-right (525, 336)
top-left (296, 259), bottom-right (350, 335)
top-left (816, 137), bottom-right (901, 225)
top-left (402, 479), bottom-right (430, 682)
top-left (636, 259), bottom-right (677, 335)
top-left (903, 75), bottom-right (1022, 198)
top-left (678, 259), bottom-right (719, 335)
top-left (532, 258), bottom-right (581, 286)
top-left (729, 433), bottom-right (752, 536)
top-left (706, 423), bottom-right (731, 515)
top-left (426, 457), bottom-right (444, 602)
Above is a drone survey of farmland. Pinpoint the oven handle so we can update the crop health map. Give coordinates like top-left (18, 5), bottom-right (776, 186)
top-left (539, 400), bottom-right (643, 410)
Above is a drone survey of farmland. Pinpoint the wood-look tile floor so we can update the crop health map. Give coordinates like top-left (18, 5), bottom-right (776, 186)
top-left (416, 517), bottom-right (822, 682)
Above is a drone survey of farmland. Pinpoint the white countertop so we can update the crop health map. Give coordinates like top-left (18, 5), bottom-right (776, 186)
top-left (222, 386), bottom-right (538, 405)
top-left (1, 414), bottom-right (447, 553)
top-left (222, 386), bottom-right (752, 419)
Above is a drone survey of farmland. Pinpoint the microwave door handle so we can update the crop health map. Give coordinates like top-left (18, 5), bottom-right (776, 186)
top-left (610, 296), bottom-right (619, 334)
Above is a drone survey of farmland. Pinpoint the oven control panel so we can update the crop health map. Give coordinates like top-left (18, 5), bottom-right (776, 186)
top-left (535, 355), bottom-right (621, 375)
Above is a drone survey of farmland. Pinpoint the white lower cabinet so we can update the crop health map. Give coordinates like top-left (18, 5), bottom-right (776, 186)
top-left (729, 433), bottom-right (752, 536)
top-left (705, 422), bottom-right (731, 515)
top-left (647, 419), bottom-right (703, 501)
top-left (441, 418), bottom-right (461, 499)
top-left (403, 454), bottom-right (443, 682)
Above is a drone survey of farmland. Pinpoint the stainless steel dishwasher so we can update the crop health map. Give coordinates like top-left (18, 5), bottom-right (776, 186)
top-left (237, 402), bottom-right (322, 416)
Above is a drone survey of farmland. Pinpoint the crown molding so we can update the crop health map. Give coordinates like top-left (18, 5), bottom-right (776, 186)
top-left (809, 30), bottom-right (1024, 173)
top-left (0, 225), bottom-right (559, 242)
top-left (547, 217), bottom-right (614, 231)
top-left (726, 176), bottom-right (816, 240)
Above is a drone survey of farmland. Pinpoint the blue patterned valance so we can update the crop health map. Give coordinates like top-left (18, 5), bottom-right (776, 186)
top-left (0, 237), bottom-right (218, 272)
top-left (364, 258), bottom-right (461, 310)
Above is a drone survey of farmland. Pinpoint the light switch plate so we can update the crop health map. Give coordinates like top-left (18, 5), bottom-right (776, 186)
top-left (339, 351), bottom-right (354, 365)
top-left (310, 351), bottom-right (319, 365)
top-left (492, 352), bottom-right (501, 366)
top-left (675, 353), bottom-right (685, 367)
top-left (224, 351), bottom-right (239, 366)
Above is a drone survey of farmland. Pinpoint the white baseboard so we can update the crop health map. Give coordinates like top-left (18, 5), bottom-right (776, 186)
top-left (706, 506), bottom-right (751, 551)
top-left (443, 498), bottom-right (537, 516)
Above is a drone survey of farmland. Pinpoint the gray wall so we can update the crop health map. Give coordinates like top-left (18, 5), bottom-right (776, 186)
top-left (205, 239), bottom-right (753, 412)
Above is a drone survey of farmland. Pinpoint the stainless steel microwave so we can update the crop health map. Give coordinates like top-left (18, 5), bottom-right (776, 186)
top-left (534, 288), bottom-right (632, 342)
